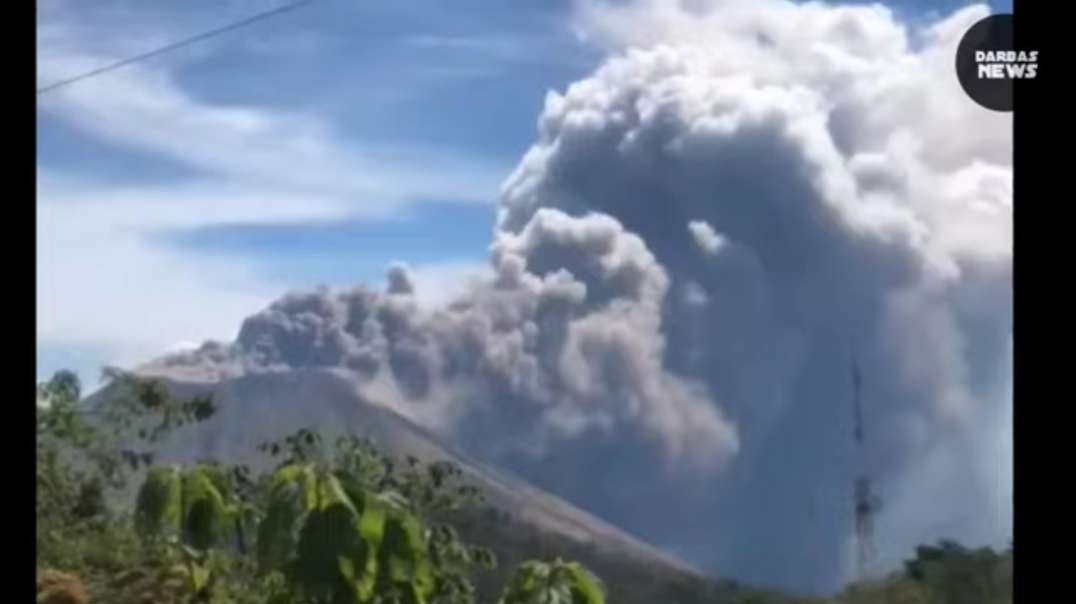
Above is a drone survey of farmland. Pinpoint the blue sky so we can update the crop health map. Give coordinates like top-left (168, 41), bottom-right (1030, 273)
top-left (36, 0), bottom-right (1010, 388)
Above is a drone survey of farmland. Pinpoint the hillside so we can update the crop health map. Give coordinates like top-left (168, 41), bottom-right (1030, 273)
top-left (85, 364), bottom-right (757, 604)
top-left (41, 368), bottom-right (1012, 604)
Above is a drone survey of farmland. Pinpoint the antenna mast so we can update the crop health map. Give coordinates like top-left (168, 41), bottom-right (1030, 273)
top-left (851, 358), bottom-right (880, 580)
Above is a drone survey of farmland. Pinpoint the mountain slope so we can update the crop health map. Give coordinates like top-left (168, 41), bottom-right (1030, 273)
top-left (84, 363), bottom-right (782, 603)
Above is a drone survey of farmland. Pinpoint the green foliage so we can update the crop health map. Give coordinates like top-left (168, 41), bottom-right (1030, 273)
top-left (251, 430), bottom-right (498, 603)
top-left (182, 466), bottom-right (234, 550)
top-left (37, 369), bottom-right (229, 603)
top-left (37, 371), bottom-right (135, 571)
top-left (131, 465), bottom-right (240, 601)
top-left (497, 559), bottom-right (605, 604)
top-left (97, 367), bottom-right (218, 445)
top-left (38, 372), bottom-right (100, 521)
top-left (37, 368), bottom-right (218, 524)
top-left (259, 464), bottom-right (373, 601)
top-left (837, 578), bottom-right (932, 604)
top-left (136, 466), bottom-right (185, 538)
top-left (134, 464), bottom-right (236, 550)
top-left (902, 541), bottom-right (1012, 604)
top-left (256, 454), bottom-right (490, 604)
top-left (259, 428), bottom-right (328, 469)
top-left (39, 368), bottom-right (1012, 604)
top-left (45, 368), bottom-right (787, 604)
top-left (832, 541), bottom-right (1012, 604)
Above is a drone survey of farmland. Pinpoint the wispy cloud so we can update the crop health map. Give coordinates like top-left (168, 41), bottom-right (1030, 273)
top-left (36, 175), bottom-right (339, 369)
top-left (37, 43), bottom-right (507, 205)
top-left (401, 33), bottom-right (528, 55)
top-left (36, 4), bottom-right (513, 382)
top-left (399, 29), bottom-right (597, 74)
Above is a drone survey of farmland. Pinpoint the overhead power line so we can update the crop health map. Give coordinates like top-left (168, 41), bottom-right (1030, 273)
top-left (37, 0), bottom-right (317, 95)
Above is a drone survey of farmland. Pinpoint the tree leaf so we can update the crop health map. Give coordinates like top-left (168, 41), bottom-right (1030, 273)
top-left (258, 465), bottom-right (316, 573)
top-left (135, 466), bottom-right (182, 538)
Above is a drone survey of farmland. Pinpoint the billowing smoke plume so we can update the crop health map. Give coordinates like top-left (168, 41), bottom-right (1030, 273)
top-left (156, 0), bottom-right (1012, 593)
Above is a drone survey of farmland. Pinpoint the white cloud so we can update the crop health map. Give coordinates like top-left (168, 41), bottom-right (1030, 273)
top-left (687, 220), bottom-right (727, 256)
top-left (36, 8), bottom-right (511, 380)
top-left (36, 176), bottom-right (315, 372)
top-left (36, 174), bottom-right (496, 380)
top-left (36, 46), bottom-right (506, 205)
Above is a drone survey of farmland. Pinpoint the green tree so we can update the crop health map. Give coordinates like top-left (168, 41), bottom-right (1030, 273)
top-left (497, 559), bottom-right (605, 604)
top-left (903, 540), bottom-right (1004, 604)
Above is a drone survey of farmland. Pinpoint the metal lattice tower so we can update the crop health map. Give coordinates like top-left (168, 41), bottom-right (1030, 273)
top-left (851, 359), bottom-right (881, 580)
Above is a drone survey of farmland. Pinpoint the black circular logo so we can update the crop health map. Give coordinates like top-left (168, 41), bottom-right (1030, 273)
top-left (956, 14), bottom-right (1025, 112)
